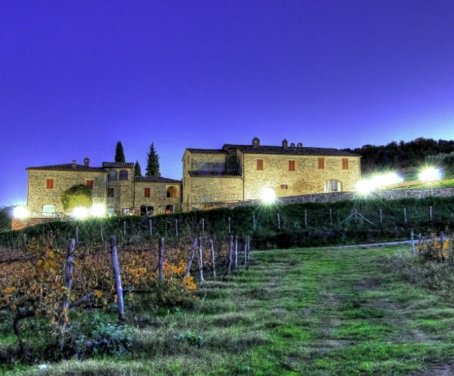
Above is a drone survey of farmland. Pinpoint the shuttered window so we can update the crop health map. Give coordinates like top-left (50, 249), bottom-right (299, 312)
top-left (256, 159), bottom-right (264, 170)
top-left (342, 158), bottom-right (349, 170)
top-left (288, 160), bottom-right (296, 171)
top-left (318, 158), bottom-right (325, 169)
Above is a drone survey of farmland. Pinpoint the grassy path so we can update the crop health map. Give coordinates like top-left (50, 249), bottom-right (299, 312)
top-left (6, 246), bottom-right (454, 375)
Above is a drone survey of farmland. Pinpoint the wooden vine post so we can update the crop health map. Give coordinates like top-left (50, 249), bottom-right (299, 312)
top-left (110, 236), bottom-right (125, 321)
top-left (209, 238), bottom-right (216, 279)
top-left (228, 235), bottom-right (234, 274)
top-left (59, 238), bottom-right (76, 347)
top-left (185, 238), bottom-right (198, 277)
top-left (198, 238), bottom-right (205, 284)
top-left (158, 238), bottom-right (165, 283)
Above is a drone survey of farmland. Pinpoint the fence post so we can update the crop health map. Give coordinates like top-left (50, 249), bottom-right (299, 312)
top-left (252, 214), bottom-right (256, 231)
top-left (439, 231), bottom-right (445, 260)
top-left (429, 206), bottom-right (433, 221)
top-left (185, 238), bottom-right (197, 277)
top-left (304, 210), bottom-right (308, 227)
top-left (201, 218), bottom-right (205, 235)
top-left (403, 207), bottom-right (408, 224)
top-left (149, 219), bottom-right (153, 238)
top-left (228, 235), bottom-right (234, 274)
top-left (100, 223), bottom-right (104, 243)
top-left (210, 238), bottom-right (216, 279)
top-left (234, 236), bottom-right (239, 269)
top-left (75, 226), bottom-right (79, 244)
top-left (228, 217), bottom-right (231, 234)
top-left (329, 208), bottom-right (333, 226)
top-left (379, 209), bottom-right (383, 225)
top-left (277, 213), bottom-right (281, 230)
top-left (175, 219), bottom-right (179, 237)
top-left (123, 221), bottom-right (127, 242)
top-left (158, 238), bottom-right (165, 283)
top-left (110, 236), bottom-right (125, 322)
top-left (198, 238), bottom-right (205, 284)
top-left (411, 229), bottom-right (415, 254)
top-left (60, 238), bottom-right (76, 347)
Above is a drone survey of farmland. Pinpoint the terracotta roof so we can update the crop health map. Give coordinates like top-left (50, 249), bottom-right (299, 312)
top-left (222, 144), bottom-right (359, 157)
top-left (26, 164), bottom-right (107, 172)
top-left (186, 148), bottom-right (226, 154)
top-left (188, 171), bottom-right (242, 178)
top-left (135, 176), bottom-right (181, 183)
top-left (102, 162), bottom-right (135, 168)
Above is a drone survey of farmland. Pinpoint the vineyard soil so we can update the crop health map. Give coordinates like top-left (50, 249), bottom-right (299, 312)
top-left (2, 245), bottom-right (454, 375)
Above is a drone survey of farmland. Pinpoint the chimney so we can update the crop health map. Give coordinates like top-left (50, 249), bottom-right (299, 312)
top-left (252, 137), bottom-right (260, 148)
top-left (72, 160), bottom-right (77, 169)
top-left (282, 139), bottom-right (288, 149)
top-left (84, 157), bottom-right (90, 167)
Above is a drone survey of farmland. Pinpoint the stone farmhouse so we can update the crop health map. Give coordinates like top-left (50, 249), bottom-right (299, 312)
top-left (26, 158), bottom-right (181, 218)
top-left (183, 138), bottom-right (361, 210)
top-left (24, 138), bottom-right (361, 219)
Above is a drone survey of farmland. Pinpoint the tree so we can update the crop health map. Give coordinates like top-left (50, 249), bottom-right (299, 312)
top-left (0, 207), bottom-right (11, 232)
top-left (146, 143), bottom-right (160, 177)
top-left (115, 141), bottom-right (126, 163)
top-left (61, 185), bottom-right (93, 211)
top-left (134, 160), bottom-right (142, 177)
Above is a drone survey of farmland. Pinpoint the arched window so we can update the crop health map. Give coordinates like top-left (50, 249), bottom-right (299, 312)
top-left (140, 205), bottom-right (154, 216)
top-left (42, 204), bottom-right (56, 217)
top-left (119, 170), bottom-right (129, 180)
top-left (325, 179), bottom-right (342, 193)
top-left (165, 204), bottom-right (174, 214)
top-left (109, 170), bottom-right (117, 180)
top-left (166, 186), bottom-right (178, 198)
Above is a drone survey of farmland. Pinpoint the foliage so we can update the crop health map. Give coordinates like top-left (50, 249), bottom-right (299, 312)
top-left (115, 141), bottom-right (126, 163)
top-left (345, 137), bottom-right (454, 173)
top-left (145, 143), bottom-right (160, 177)
top-left (134, 160), bottom-right (142, 177)
top-left (417, 233), bottom-right (452, 262)
top-left (61, 184), bottom-right (93, 211)
top-left (0, 207), bottom-right (11, 232)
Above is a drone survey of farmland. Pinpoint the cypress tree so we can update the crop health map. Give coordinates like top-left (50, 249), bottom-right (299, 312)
top-left (115, 141), bottom-right (126, 163)
top-left (134, 160), bottom-right (142, 177)
top-left (146, 143), bottom-right (160, 177)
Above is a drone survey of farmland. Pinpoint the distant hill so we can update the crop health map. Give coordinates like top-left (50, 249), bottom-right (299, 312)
top-left (344, 138), bottom-right (454, 174)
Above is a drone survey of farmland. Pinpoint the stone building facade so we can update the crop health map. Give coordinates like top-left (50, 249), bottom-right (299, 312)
top-left (183, 138), bottom-right (361, 210)
top-left (26, 158), bottom-right (181, 218)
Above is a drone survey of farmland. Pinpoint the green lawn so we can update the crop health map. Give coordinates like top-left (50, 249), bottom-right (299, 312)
top-left (2, 245), bottom-right (454, 375)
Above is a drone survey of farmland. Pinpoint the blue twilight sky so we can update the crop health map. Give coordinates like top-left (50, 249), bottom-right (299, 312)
top-left (1, 0), bottom-right (454, 207)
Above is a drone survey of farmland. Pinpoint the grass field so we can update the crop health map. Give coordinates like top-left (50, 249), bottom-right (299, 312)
top-left (2, 245), bottom-right (454, 375)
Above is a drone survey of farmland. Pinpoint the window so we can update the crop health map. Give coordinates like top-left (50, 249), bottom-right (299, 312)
top-left (256, 159), bottom-right (264, 170)
top-left (109, 170), bottom-right (117, 180)
top-left (108, 187), bottom-right (115, 197)
top-left (144, 187), bottom-right (150, 198)
top-left (119, 170), bottom-right (129, 180)
top-left (325, 179), bottom-right (342, 193)
top-left (46, 179), bottom-right (54, 189)
top-left (288, 160), bottom-right (296, 171)
top-left (318, 158), bottom-right (325, 169)
top-left (140, 205), bottom-right (154, 216)
top-left (165, 204), bottom-right (174, 214)
top-left (167, 186), bottom-right (178, 198)
top-left (280, 184), bottom-right (289, 189)
top-left (42, 204), bottom-right (56, 217)
top-left (342, 158), bottom-right (349, 170)
top-left (86, 180), bottom-right (94, 190)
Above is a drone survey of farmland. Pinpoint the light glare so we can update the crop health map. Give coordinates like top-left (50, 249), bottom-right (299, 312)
top-left (90, 203), bottom-right (106, 217)
top-left (260, 186), bottom-right (276, 204)
top-left (13, 206), bottom-right (30, 219)
top-left (72, 206), bottom-right (89, 220)
top-left (418, 167), bottom-right (442, 182)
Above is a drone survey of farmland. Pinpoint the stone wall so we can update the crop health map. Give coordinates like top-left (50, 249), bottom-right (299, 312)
top-left (134, 182), bottom-right (181, 214)
top-left (244, 187), bottom-right (454, 206)
top-left (184, 176), bottom-right (243, 210)
top-left (242, 153), bottom-right (361, 200)
top-left (27, 170), bottom-right (108, 215)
